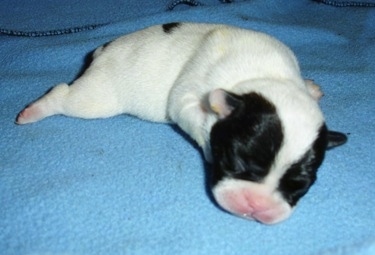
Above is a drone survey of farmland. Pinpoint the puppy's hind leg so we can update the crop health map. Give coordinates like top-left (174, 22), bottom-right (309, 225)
top-left (16, 83), bottom-right (71, 124)
top-left (16, 75), bottom-right (123, 124)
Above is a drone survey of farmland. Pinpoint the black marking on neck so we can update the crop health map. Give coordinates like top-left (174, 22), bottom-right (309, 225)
top-left (210, 92), bottom-right (283, 186)
top-left (162, 22), bottom-right (181, 34)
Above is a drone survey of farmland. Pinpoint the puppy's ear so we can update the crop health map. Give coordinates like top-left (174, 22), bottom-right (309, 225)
top-left (327, 130), bottom-right (348, 149)
top-left (208, 89), bottom-right (242, 119)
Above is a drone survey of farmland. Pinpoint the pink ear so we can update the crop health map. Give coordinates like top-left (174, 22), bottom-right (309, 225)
top-left (208, 89), bottom-right (241, 119)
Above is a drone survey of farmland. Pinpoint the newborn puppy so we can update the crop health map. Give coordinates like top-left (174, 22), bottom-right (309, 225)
top-left (16, 23), bottom-right (347, 224)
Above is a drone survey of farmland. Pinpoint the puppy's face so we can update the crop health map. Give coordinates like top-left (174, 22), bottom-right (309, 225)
top-left (208, 90), bottom-right (347, 224)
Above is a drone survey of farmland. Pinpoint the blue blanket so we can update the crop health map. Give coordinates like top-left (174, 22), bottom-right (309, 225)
top-left (1, 0), bottom-right (374, 254)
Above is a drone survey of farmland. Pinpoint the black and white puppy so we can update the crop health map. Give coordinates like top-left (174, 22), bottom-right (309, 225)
top-left (16, 23), bottom-right (347, 224)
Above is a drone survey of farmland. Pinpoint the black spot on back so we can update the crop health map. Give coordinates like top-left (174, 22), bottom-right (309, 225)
top-left (102, 41), bottom-right (111, 49)
top-left (278, 125), bottom-right (328, 206)
top-left (162, 22), bottom-right (181, 34)
top-left (210, 92), bottom-right (283, 186)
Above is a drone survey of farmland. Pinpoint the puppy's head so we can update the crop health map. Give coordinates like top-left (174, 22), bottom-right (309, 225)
top-left (208, 88), bottom-right (347, 224)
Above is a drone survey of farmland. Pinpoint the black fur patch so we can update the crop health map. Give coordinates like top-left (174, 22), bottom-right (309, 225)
top-left (278, 125), bottom-right (328, 206)
top-left (210, 92), bottom-right (283, 186)
top-left (162, 22), bottom-right (181, 34)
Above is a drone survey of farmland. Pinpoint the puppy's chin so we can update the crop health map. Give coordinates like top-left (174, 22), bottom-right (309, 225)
top-left (212, 179), bottom-right (293, 225)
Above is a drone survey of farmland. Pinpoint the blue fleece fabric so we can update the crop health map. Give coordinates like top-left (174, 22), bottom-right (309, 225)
top-left (1, 1), bottom-right (374, 254)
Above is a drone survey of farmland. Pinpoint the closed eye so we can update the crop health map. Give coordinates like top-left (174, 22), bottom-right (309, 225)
top-left (283, 177), bottom-right (311, 194)
top-left (230, 157), bottom-right (268, 182)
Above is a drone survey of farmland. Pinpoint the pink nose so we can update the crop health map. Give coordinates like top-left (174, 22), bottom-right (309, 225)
top-left (214, 187), bottom-right (292, 224)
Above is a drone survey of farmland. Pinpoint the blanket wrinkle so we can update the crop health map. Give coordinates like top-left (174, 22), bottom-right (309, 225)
top-left (167, 0), bottom-right (204, 10)
top-left (0, 23), bottom-right (110, 37)
top-left (167, 0), bottom-right (234, 10)
top-left (313, 0), bottom-right (375, 7)
top-left (0, 0), bottom-right (238, 37)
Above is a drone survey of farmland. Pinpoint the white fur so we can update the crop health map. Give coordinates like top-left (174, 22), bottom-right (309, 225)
top-left (17, 23), bottom-right (323, 147)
